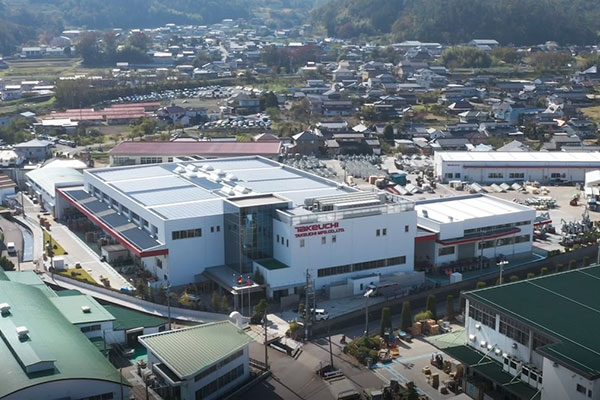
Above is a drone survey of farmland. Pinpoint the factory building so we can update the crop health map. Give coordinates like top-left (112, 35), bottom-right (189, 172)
top-left (434, 151), bottom-right (600, 184)
top-left (56, 156), bottom-right (417, 299)
top-left (414, 195), bottom-right (535, 274)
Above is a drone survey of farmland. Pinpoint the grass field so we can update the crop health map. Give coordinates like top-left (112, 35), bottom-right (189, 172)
top-left (0, 58), bottom-right (107, 81)
top-left (57, 268), bottom-right (96, 284)
top-left (44, 230), bottom-right (67, 256)
top-left (582, 105), bottom-right (600, 123)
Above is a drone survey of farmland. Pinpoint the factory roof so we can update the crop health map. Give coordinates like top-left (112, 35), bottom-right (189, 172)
top-left (436, 151), bottom-right (600, 164)
top-left (26, 167), bottom-right (83, 197)
top-left (139, 320), bottom-right (253, 378)
top-left (415, 194), bottom-right (532, 224)
top-left (80, 156), bottom-right (358, 221)
top-left (465, 266), bottom-right (600, 379)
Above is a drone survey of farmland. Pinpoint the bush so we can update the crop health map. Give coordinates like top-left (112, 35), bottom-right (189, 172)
top-left (527, 272), bottom-right (535, 279)
top-left (414, 310), bottom-right (434, 322)
top-left (509, 275), bottom-right (520, 282)
top-left (445, 295), bottom-right (455, 321)
top-left (476, 281), bottom-right (487, 289)
top-left (583, 256), bottom-right (591, 267)
top-left (540, 267), bottom-right (549, 276)
top-left (556, 263), bottom-right (565, 273)
top-left (568, 260), bottom-right (577, 270)
top-left (345, 335), bottom-right (381, 365)
top-left (0, 256), bottom-right (14, 271)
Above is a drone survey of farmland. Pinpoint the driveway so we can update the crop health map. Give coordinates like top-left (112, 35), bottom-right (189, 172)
top-left (0, 215), bottom-right (23, 268)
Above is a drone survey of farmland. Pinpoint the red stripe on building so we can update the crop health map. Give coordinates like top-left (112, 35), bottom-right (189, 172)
top-left (437, 227), bottom-right (521, 246)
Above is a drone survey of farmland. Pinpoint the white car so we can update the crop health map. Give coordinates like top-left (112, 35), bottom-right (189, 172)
top-left (313, 309), bottom-right (329, 321)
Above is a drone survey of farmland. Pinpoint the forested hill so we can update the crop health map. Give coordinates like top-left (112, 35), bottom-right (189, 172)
top-left (312, 0), bottom-right (600, 45)
top-left (0, 0), bottom-right (318, 55)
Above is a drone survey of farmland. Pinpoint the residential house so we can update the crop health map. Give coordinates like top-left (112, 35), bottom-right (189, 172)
top-left (291, 130), bottom-right (322, 155)
top-left (227, 92), bottom-right (261, 115)
top-left (14, 139), bottom-right (53, 161)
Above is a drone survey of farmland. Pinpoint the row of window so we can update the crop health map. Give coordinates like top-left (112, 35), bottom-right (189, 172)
top-left (140, 157), bottom-right (165, 164)
top-left (81, 324), bottom-right (102, 333)
top-left (489, 172), bottom-right (568, 179)
top-left (445, 173), bottom-right (461, 179)
top-left (576, 384), bottom-right (593, 398)
top-left (276, 235), bottom-right (289, 248)
top-left (195, 364), bottom-right (244, 399)
top-left (464, 221), bottom-right (531, 236)
top-left (172, 229), bottom-right (203, 240)
top-left (438, 246), bottom-right (455, 256)
top-left (194, 350), bottom-right (243, 382)
top-left (468, 302), bottom-right (496, 329)
top-left (499, 315), bottom-right (530, 345)
top-left (477, 234), bottom-right (531, 250)
top-left (317, 256), bottom-right (406, 278)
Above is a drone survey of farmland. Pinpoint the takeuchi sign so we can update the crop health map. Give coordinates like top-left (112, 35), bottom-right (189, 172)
top-left (294, 222), bottom-right (344, 238)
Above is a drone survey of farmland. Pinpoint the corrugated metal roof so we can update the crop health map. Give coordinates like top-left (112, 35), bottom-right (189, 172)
top-left (90, 165), bottom-right (172, 182)
top-left (139, 320), bottom-right (253, 378)
top-left (151, 199), bottom-right (224, 220)
top-left (51, 295), bottom-right (115, 324)
top-left (26, 167), bottom-right (83, 196)
top-left (130, 186), bottom-right (217, 206)
top-left (437, 151), bottom-right (600, 163)
top-left (111, 175), bottom-right (192, 194)
top-left (108, 141), bottom-right (281, 156)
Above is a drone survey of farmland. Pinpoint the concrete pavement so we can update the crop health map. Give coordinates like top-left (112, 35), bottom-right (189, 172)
top-left (47, 222), bottom-right (132, 289)
top-left (0, 215), bottom-right (23, 268)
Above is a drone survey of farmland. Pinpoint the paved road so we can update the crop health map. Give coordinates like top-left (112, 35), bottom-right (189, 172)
top-left (0, 215), bottom-right (23, 268)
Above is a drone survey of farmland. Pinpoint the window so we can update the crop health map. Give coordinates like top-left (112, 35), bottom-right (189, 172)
top-left (551, 172), bottom-right (566, 179)
top-left (156, 258), bottom-right (163, 269)
top-left (332, 235), bottom-right (337, 244)
top-left (286, 239), bottom-right (289, 247)
top-left (211, 226), bottom-right (215, 233)
top-left (300, 239), bottom-right (305, 248)
top-left (499, 315), bottom-right (529, 345)
top-left (167, 157), bottom-right (173, 162)
top-left (81, 324), bottom-right (101, 333)
top-left (405, 225), bottom-right (409, 232)
top-left (514, 234), bottom-right (530, 244)
top-left (509, 172), bottom-right (525, 179)
top-left (131, 212), bottom-right (140, 221)
top-left (317, 256), bottom-right (406, 277)
top-left (376, 229), bottom-right (381, 237)
top-left (216, 226), bottom-right (220, 232)
top-left (217, 364), bottom-right (244, 389)
top-left (577, 384), bottom-right (586, 394)
top-left (445, 173), bottom-right (453, 179)
top-left (121, 205), bottom-right (129, 215)
top-left (468, 302), bottom-right (496, 328)
top-left (488, 172), bottom-right (503, 179)
top-left (478, 239), bottom-right (495, 249)
top-left (439, 246), bottom-right (455, 256)
top-left (140, 156), bottom-right (163, 164)
top-left (172, 228), bottom-right (202, 240)
top-left (321, 236), bottom-right (326, 245)
top-left (455, 173), bottom-right (461, 178)
top-left (382, 228), bottom-right (387, 236)
top-left (195, 364), bottom-right (217, 381)
top-left (276, 234), bottom-right (279, 243)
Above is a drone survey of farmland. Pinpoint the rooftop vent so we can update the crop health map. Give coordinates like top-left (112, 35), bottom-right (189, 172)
top-left (16, 326), bottom-right (29, 340)
top-left (81, 306), bottom-right (91, 313)
top-left (205, 165), bottom-right (214, 172)
top-left (0, 302), bottom-right (10, 315)
top-left (174, 166), bottom-right (185, 174)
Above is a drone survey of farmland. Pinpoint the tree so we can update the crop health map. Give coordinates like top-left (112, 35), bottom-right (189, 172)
top-left (253, 269), bottom-right (264, 284)
top-left (383, 124), bottom-right (395, 141)
top-left (76, 32), bottom-right (102, 66)
top-left (221, 295), bottom-right (230, 313)
top-left (0, 256), bottom-right (14, 271)
top-left (476, 281), bottom-right (487, 289)
top-left (380, 307), bottom-right (392, 336)
top-left (540, 267), bottom-right (549, 276)
top-left (192, 51), bottom-right (212, 68)
top-left (136, 281), bottom-right (148, 299)
top-left (128, 31), bottom-right (150, 52)
top-left (254, 299), bottom-right (268, 317)
top-left (261, 91), bottom-right (279, 110)
top-left (211, 291), bottom-right (220, 311)
top-left (132, 118), bottom-right (157, 137)
top-left (298, 302), bottom-right (305, 316)
top-left (583, 256), bottom-right (591, 267)
top-left (529, 51), bottom-right (573, 72)
top-left (426, 294), bottom-right (437, 320)
top-left (445, 295), bottom-right (454, 320)
top-left (556, 263), bottom-right (564, 273)
top-left (491, 47), bottom-right (522, 64)
top-left (568, 259), bottom-right (577, 270)
top-left (400, 301), bottom-right (412, 331)
top-left (440, 47), bottom-right (492, 69)
top-left (102, 31), bottom-right (117, 63)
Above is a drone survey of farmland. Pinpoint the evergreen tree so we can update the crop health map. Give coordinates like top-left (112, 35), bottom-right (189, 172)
top-left (400, 301), bottom-right (411, 331)
top-left (426, 294), bottom-right (436, 320)
top-left (445, 295), bottom-right (454, 320)
top-left (211, 291), bottom-right (220, 311)
top-left (380, 307), bottom-right (391, 336)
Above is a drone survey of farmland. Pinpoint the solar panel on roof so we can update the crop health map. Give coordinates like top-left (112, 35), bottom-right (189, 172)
top-left (120, 228), bottom-right (162, 250)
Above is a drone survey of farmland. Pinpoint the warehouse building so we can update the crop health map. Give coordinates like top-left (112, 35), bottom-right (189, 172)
top-left (55, 156), bottom-right (417, 299)
top-left (25, 167), bottom-right (83, 215)
top-left (108, 141), bottom-right (282, 166)
top-left (434, 151), bottom-right (600, 184)
top-left (0, 270), bottom-right (130, 400)
top-left (432, 266), bottom-right (600, 400)
top-left (139, 320), bottom-right (253, 400)
top-left (414, 194), bottom-right (535, 273)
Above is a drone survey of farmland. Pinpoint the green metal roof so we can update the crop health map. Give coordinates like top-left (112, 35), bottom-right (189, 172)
top-left (442, 345), bottom-right (541, 400)
top-left (50, 295), bottom-right (116, 325)
top-left (139, 320), bottom-right (253, 378)
top-left (0, 279), bottom-right (126, 398)
top-left (464, 265), bottom-right (600, 379)
top-left (4, 271), bottom-right (57, 298)
top-left (103, 305), bottom-right (167, 331)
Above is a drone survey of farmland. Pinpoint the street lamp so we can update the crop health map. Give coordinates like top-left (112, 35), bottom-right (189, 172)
top-left (497, 259), bottom-right (509, 285)
top-left (364, 288), bottom-right (374, 336)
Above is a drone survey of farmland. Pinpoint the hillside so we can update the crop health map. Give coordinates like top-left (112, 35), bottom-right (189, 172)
top-left (312, 0), bottom-right (600, 45)
top-left (0, 0), bottom-right (318, 55)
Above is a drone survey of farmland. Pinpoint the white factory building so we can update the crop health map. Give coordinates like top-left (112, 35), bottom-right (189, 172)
top-left (56, 156), bottom-right (417, 299)
top-left (434, 151), bottom-right (600, 184)
top-left (414, 195), bottom-right (535, 273)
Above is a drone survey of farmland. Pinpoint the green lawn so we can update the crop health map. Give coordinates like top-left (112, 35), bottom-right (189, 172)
top-left (57, 268), bottom-right (96, 284)
top-left (44, 230), bottom-right (67, 256)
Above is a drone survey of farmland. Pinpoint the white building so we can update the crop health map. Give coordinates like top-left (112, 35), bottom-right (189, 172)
top-left (26, 167), bottom-right (83, 215)
top-left (434, 151), bottom-right (600, 184)
top-left (56, 156), bottom-right (417, 299)
top-left (414, 195), bottom-right (535, 273)
top-left (139, 320), bottom-right (253, 400)
top-left (438, 266), bottom-right (600, 400)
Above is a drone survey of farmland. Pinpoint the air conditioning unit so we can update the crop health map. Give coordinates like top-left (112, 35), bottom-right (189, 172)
top-left (16, 326), bottom-right (29, 339)
top-left (0, 302), bottom-right (10, 315)
top-left (81, 306), bottom-right (91, 313)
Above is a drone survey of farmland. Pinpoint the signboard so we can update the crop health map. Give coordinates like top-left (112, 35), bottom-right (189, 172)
top-left (294, 222), bottom-right (344, 238)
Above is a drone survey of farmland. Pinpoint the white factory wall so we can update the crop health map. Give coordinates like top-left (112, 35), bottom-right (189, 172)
top-left (266, 210), bottom-right (417, 291)
top-left (541, 357), bottom-right (598, 400)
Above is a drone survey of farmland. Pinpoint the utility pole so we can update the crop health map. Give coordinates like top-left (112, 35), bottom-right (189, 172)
top-left (166, 281), bottom-right (172, 330)
top-left (364, 289), bottom-right (374, 336)
top-left (328, 325), bottom-right (334, 369)
top-left (120, 367), bottom-right (124, 400)
top-left (16, 249), bottom-right (20, 272)
top-left (264, 312), bottom-right (269, 370)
